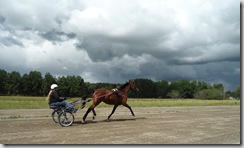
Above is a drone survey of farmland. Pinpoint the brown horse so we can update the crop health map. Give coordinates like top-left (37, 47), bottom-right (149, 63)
top-left (82, 80), bottom-right (139, 123)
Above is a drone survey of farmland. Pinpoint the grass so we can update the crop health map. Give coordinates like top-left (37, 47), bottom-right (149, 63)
top-left (127, 99), bottom-right (240, 107)
top-left (0, 96), bottom-right (240, 109)
top-left (0, 96), bottom-right (48, 109)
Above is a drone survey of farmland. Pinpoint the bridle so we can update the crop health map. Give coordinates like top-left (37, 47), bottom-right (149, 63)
top-left (129, 81), bottom-right (139, 92)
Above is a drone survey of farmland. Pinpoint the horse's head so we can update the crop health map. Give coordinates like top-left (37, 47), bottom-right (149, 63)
top-left (129, 80), bottom-right (139, 92)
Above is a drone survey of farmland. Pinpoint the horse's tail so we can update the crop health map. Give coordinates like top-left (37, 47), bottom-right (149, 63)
top-left (82, 90), bottom-right (95, 101)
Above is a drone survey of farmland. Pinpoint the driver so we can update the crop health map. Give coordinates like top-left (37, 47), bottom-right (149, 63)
top-left (47, 84), bottom-right (77, 113)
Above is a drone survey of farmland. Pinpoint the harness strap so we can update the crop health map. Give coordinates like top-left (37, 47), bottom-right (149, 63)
top-left (93, 92), bottom-right (114, 99)
top-left (92, 90), bottom-right (127, 103)
top-left (117, 91), bottom-right (122, 105)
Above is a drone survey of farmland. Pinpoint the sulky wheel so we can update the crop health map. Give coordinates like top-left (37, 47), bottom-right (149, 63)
top-left (58, 111), bottom-right (74, 127)
top-left (52, 110), bottom-right (60, 123)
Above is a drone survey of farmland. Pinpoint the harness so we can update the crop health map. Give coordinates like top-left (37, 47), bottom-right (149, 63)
top-left (93, 88), bottom-right (124, 105)
top-left (112, 89), bottom-right (122, 105)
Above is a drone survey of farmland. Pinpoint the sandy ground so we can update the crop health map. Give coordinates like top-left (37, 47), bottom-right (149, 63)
top-left (0, 106), bottom-right (240, 144)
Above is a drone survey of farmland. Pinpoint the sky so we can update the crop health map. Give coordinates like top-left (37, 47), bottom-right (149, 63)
top-left (0, 0), bottom-right (240, 91)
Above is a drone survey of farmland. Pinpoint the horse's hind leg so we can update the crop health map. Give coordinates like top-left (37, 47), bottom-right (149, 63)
top-left (82, 106), bottom-right (92, 123)
top-left (123, 103), bottom-right (135, 118)
top-left (92, 108), bottom-right (96, 120)
top-left (82, 102), bottom-right (100, 123)
top-left (107, 104), bottom-right (118, 121)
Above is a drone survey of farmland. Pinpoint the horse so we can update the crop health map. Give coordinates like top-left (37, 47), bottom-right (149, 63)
top-left (81, 80), bottom-right (139, 123)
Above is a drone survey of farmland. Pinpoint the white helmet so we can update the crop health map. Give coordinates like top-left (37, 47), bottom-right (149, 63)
top-left (50, 84), bottom-right (58, 89)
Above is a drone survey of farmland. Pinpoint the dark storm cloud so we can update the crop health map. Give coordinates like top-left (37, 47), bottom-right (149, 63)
top-left (0, 15), bottom-right (5, 24)
top-left (75, 37), bottom-right (131, 62)
top-left (39, 30), bottom-right (76, 42)
top-left (0, 36), bottom-right (23, 47)
top-left (0, 0), bottom-right (240, 91)
top-left (72, 0), bottom-right (239, 67)
top-left (74, 27), bottom-right (177, 62)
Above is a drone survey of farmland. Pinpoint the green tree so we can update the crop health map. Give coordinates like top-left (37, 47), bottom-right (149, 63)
top-left (20, 74), bottom-right (29, 95)
top-left (6, 71), bottom-right (21, 95)
top-left (133, 78), bottom-right (157, 98)
top-left (0, 69), bottom-right (8, 95)
top-left (156, 80), bottom-right (169, 98)
top-left (42, 73), bottom-right (56, 96)
top-left (169, 80), bottom-right (194, 98)
top-left (57, 75), bottom-right (87, 97)
top-left (196, 81), bottom-right (210, 91)
top-left (167, 90), bottom-right (181, 98)
top-left (194, 88), bottom-right (223, 100)
top-left (57, 76), bottom-right (69, 96)
top-left (225, 91), bottom-right (235, 99)
top-left (213, 83), bottom-right (224, 99)
top-left (213, 83), bottom-right (224, 91)
top-left (235, 85), bottom-right (240, 99)
top-left (66, 75), bottom-right (82, 97)
top-left (28, 71), bottom-right (43, 96)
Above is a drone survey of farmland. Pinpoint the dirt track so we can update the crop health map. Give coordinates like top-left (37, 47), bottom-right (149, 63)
top-left (0, 106), bottom-right (240, 144)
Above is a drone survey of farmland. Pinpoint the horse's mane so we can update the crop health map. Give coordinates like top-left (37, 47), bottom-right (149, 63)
top-left (119, 82), bottom-right (130, 90)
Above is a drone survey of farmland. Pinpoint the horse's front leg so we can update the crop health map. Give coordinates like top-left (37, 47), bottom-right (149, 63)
top-left (123, 103), bottom-right (136, 119)
top-left (107, 104), bottom-right (118, 121)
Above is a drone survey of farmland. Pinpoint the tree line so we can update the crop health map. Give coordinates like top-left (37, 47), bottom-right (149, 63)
top-left (0, 69), bottom-right (240, 100)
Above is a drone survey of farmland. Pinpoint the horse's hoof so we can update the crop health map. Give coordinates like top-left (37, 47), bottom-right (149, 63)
top-left (132, 116), bottom-right (136, 119)
top-left (81, 119), bottom-right (86, 124)
top-left (92, 116), bottom-right (96, 120)
top-left (106, 119), bottom-right (110, 122)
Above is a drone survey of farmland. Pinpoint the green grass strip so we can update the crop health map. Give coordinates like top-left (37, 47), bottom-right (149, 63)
top-left (0, 96), bottom-right (240, 109)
